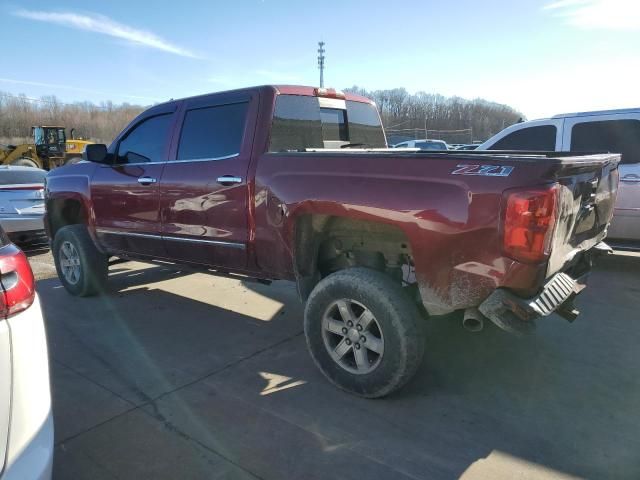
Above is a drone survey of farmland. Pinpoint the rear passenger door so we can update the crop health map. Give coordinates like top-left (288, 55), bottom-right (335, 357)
top-left (159, 92), bottom-right (257, 270)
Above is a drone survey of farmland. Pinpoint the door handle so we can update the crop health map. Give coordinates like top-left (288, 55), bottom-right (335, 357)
top-left (137, 176), bottom-right (157, 186)
top-left (216, 175), bottom-right (243, 186)
top-left (621, 174), bottom-right (640, 183)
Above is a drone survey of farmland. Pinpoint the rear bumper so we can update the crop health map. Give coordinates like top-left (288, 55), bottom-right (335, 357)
top-left (478, 242), bottom-right (610, 335)
top-left (0, 215), bottom-right (44, 234)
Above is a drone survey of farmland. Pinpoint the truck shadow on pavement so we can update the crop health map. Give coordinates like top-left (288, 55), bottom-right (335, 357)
top-left (40, 256), bottom-right (640, 480)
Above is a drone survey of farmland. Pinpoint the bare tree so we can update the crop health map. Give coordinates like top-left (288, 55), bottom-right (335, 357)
top-left (0, 92), bottom-right (146, 144)
top-left (344, 85), bottom-right (523, 143)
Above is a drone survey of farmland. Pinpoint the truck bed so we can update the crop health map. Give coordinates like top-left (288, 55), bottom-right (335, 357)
top-left (254, 150), bottom-right (619, 314)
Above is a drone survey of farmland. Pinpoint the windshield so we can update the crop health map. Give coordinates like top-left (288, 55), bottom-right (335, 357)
top-left (32, 126), bottom-right (44, 145)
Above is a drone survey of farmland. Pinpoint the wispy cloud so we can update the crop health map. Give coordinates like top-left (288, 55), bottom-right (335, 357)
top-left (0, 77), bottom-right (161, 102)
top-left (544, 0), bottom-right (640, 30)
top-left (13, 9), bottom-right (200, 58)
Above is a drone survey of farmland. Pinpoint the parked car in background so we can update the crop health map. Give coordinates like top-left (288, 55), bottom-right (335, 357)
top-left (478, 108), bottom-right (640, 245)
top-left (392, 139), bottom-right (449, 150)
top-left (45, 85), bottom-right (619, 398)
top-left (0, 166), bottom-right (47, 246)
top-left (456, 144), bottom-right (480, 151)
top-left (0, 226), bottom-right (53, 480)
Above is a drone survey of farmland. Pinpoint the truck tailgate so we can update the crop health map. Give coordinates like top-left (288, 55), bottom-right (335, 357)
top-left (546, 153), bottom-right (620, 276)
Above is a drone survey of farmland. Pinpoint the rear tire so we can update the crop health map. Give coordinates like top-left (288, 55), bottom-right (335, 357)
top-left (53, 225), bottom-right (108, 296)
top-left (304, 267), bottom-right (425, 398)
top-left (11, 157), bottom-right (39, 168)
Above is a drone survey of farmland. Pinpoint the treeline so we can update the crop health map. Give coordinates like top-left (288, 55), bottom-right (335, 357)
top-left (1, 87), bottom-right (523, 146)
top-left (0, 92), bottom-right (146, 144)
top-left (344, 86), bottom-right (523, 142)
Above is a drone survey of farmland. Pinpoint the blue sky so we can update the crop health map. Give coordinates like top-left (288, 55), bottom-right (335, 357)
top-left (1, 0), bottom-right (638, 119)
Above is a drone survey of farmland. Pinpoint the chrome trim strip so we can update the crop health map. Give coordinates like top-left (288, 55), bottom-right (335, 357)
top-left (105, 153), bottom-right (240, 168)
top-left (163, 235), bottom-right (245, 249)
top-left (96, 229), bottom-right (161, 239)
top-left (95, 228), bottom-right (245, 249)
top-left (102, 162), bottom-right (164, 167)
top-left (170, 154), bottom-right (240, 164)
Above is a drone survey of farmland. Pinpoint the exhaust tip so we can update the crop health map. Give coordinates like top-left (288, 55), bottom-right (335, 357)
top-left (462, 308), bottom-right (484, 333)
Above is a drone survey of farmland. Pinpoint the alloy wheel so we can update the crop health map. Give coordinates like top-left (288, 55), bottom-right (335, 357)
top-left (59, 240), bottom-right (81, 285)
top-left (321, 299), bottom-right (385, 375)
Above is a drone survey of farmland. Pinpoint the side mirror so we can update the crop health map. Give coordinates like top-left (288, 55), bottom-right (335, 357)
top-left (83, 144), bottom-right (109, 163)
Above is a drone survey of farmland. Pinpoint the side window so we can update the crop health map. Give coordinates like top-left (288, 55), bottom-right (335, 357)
top-left (491, 125), bottom-right (557, 150)
top-left (269, 95), bottom-right (323, 152)
top-left (571, 119), bottom-right (640, 165)
top-left (116, 114), bottom-right (173, 164)
top-left (177, 102), bottom-right (249, 161)
top-left (346, 100), bottom-right (386, 148)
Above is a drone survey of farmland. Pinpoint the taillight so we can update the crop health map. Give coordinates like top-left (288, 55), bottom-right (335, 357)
top-left (0, 245), bottom-right (35, 318)
top-left (313, 87), bottom-right (346, 99)
top-left (503, 185), bottom-right (559, 264)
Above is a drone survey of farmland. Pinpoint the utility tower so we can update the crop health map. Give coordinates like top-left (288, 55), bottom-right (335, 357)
top-left (317, 41), bottom-right (325, 87)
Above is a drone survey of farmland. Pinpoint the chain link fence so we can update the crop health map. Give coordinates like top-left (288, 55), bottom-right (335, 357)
top-left (386, 128), bottom-right (474, 146)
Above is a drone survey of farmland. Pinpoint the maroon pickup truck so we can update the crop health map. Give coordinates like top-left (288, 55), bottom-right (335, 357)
top-left (44, 85), bottom-right (620, 397)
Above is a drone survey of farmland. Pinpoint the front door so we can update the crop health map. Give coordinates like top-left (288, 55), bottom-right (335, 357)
top-left (92, 109), bottom-right (176, 257)
top-left (159, 92), bottom-right (256, 270)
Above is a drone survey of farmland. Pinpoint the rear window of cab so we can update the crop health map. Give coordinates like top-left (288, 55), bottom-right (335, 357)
top-left (269, 94), bottom-right (386, 152)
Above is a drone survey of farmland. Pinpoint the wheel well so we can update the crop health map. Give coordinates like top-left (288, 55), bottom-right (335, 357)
top-left (47, 199), bottom-right (86, 239)
top-left (294, 215), bottom-right (415, 300)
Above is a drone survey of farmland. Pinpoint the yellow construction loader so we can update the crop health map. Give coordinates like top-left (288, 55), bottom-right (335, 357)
top-left (0, 126), bottom-right (93, 169)
top-left (65, 128), bottom-right (94, 164)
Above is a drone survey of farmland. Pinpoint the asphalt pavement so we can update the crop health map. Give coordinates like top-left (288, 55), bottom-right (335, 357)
top-left (26, 248), bottom-right (640, 480)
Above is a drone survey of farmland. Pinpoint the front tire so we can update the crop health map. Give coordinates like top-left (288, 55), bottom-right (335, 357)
top-left (53, 225), bottom-right (108, 296)
top-left (304, 268), bottom-right (425, 398)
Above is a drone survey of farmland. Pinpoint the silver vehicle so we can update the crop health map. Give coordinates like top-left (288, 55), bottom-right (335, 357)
top-left (0, 166), bottom-right (47, 245)
top-left (392, 139), bottom-right (449, 150)
top-left (478, 108), bottom-right (640, 245)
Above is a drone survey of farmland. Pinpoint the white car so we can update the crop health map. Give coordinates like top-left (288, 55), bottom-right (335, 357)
top-left (392, 139), bottom-right (449, 150)
top-left (478, 108), bottom-right (640, 243)
top-left (0, 226), bottom-right (53, 479)
top-left (0, 166), bottom-right (47, 246)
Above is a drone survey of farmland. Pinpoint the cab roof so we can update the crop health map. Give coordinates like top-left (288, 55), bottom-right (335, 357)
top-left (551, 107), bottom-right (640, 119)
top-left (153, 85), bottom-right (375, 108)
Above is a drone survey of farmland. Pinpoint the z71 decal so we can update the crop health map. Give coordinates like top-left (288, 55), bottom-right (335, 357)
top-left (451, 164), bottom-right (514, 177)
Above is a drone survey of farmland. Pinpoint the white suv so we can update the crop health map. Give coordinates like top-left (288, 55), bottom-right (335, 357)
top-left (479, 108), bottom-right (640, 243)
top-left (0, 227), bottom-right (53, 480)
